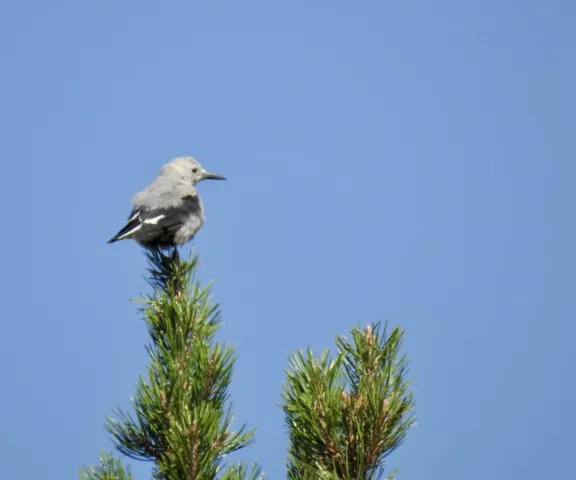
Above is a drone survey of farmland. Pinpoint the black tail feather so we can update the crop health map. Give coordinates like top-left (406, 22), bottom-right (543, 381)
top-left (107, 218), bottom-right (140, 244)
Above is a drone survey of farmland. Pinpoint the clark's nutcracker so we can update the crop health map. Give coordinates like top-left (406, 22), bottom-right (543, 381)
top-left (108, 156), bottom-right (225, 248)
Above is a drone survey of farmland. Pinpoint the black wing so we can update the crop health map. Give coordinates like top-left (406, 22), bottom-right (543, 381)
top-left (108, 194), bottom-right (200, 244)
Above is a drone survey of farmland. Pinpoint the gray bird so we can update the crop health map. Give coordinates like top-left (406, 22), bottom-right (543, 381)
top-left (108, 156), bottom-right (225, 249)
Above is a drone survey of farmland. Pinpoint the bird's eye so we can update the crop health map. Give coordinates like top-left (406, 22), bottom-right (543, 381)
top-left (192, 167), bottom-right (198, 173)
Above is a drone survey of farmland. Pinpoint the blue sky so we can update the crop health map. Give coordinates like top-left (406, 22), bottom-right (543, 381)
top-left (0, 1), bottom-right (574, 479)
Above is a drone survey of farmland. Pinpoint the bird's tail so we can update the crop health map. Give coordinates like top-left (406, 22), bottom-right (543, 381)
top-left (107, 230), bottom-right (124, 243)
top-left (107, 222), bottom-right (140, 244)
top-left (108, 209), bottom-right (142, 244)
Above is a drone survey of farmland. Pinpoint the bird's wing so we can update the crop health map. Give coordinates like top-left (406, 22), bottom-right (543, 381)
top-left (108, 194), bottom-right (200, 243)
top-left (138, 193), bottom-right (201, 232)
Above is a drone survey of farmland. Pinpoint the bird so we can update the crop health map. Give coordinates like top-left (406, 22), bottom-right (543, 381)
top-left (108, 156), bottom-right (225, 249)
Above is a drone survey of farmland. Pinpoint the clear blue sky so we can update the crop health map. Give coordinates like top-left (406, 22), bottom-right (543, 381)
top-left (0, 1), bottom-right (574, 479)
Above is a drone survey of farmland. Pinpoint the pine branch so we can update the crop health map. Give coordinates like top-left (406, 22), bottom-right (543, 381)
top-left (86, 248), bottom-right (256, 480)
top-left (219, 462), bottom-right (265, 480)
top-left (282, 322), bottom-right (415, 480)
top-left (78, 453), bottom-right (133, 480)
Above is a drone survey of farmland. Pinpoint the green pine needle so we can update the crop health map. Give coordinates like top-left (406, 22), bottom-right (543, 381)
top-left (78, 452), bottom-right (133, 480)
top-left (282, 322), bottom-right (416, 480)
top-left (92, 250), bottom-right (256, 479)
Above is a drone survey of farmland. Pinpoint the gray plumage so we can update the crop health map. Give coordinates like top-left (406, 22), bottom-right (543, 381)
top-left (108, 156), bottom-right (225, 249)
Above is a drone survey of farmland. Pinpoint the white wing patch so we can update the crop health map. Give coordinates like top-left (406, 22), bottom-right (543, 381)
top-left (143, 215), bottom-right (166, 225)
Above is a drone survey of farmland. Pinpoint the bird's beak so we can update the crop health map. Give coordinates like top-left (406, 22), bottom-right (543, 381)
top-left (203, 171), bottom-right (226, 180)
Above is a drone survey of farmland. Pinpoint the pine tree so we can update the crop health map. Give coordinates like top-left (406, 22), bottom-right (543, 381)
top-left (80, 250), bottom-right (415, 479)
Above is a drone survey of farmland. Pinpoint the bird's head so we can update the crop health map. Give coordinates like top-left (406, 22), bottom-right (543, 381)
top-left (160, 156), bottom-right (226, 185)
